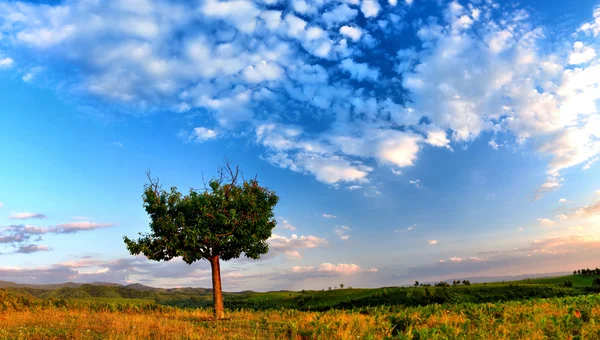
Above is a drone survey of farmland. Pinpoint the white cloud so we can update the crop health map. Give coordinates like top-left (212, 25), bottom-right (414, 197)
top-left (361, 0), bottom-right (381, 18)
top-left (334, 226), bottom-right (351, 240)
top-left (409, 179), bottom-right (422, 189)
top-left (322, 213), bottom-right (337, 219)
top-left (428, 240), bottom-right (438, 245)
top-left (339, 26), bottom-right (362, 41)
top-left (242, 60), bottom-right (284, 83)
top-left (559, 198), bottom-right (568, 203)
top-left (569, 41), bottom-right (596, 65)
top-left (424, 126), bottom-right (451, 149)
top-left (268, 233), bottom-right (327, 251)
top-left (55, 221), bottom-right (115, 233)
top-left (583, 157), bottom-right (599, 170)
top-left (284, 250), bottom-right (302, 260)
top-left (318, 262), bottom-right (360, 274)
top-left (367, 267), bottom-right (378, 272)
top-left (1, 0), bottom-right (600, 196)
top-left (579, 7), bottom-right (600, 36)
top-left (9, 212), bottom-right (46, 220)
top-left (277, 217), bottom-right (296, 231)
top-left (348, 185), bottom-right (362, 190)
top-left (537, 218), bottom-right (556, 227)
top-left (339, 58), bottom-right (379, 81)
top-left (190, 127), bottom-right (218, 142)
top-left (0, 202), bottom-right (3, 208)
top-left (292, 265), bottom-right (314, 273)
top-left (322, 4), bottom-right (358, 27)
top-left (0, 57), bottom-right (14, 68)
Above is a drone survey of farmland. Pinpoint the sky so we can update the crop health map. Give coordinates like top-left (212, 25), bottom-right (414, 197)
top-left (0, 0), bottom-right (600, 291)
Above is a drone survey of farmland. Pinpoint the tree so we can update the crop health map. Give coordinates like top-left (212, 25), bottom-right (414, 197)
top-left (414, 281), bottom-right (419, 287)
top-left (340, 283), bottom-right (344, 289)
top-left (574, 270), bottom-right (577, 275)
top-left (563, 279), bottom-right (573, 287)
top-left (123, 164), bottom-right (279, 319)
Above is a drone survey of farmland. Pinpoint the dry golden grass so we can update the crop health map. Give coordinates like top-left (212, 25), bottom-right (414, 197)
top-left (0, 308), bottom-right (391, 339)
top-left (3, 291), bottom-right (600, 339)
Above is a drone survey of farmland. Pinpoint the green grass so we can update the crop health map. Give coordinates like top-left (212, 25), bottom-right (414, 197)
top-left (515, 274), bottom-right (600, 286)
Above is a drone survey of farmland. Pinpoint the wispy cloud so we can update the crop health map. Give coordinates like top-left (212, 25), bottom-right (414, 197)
top-left (54, 222), bottom-right (115, 234)
top-left (9, 212), bottom-right (46, 220)
top-left (334, 226), bottom-right (351, 240)
top-left (409, 180), bottom-right (423, 189)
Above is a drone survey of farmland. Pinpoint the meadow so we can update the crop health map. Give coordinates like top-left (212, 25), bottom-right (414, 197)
top-left (2, 274), bottom-right (600, 339)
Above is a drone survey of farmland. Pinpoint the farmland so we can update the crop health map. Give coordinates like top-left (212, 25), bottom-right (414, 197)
top-left (2, 274), bottom-right (600, 338)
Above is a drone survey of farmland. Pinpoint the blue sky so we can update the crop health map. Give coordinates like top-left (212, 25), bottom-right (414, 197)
top-left (1, 0), bottom-right (600, 291)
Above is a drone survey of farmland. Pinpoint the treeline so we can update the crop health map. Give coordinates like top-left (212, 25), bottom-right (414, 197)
top-left (574, 268), bottom-right (600, 275)
top-left (412, 280), bottom-right (471, 287)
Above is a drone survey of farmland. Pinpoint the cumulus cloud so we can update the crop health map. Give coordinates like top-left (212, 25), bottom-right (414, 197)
top-left (361, 0), bottom-right (381, 18)
top-left (267, 233), bottom-right (327, 259)
top-left (284, 250), bottom-right (302, 260)
top-left (0, 0), bottom-right (599, 194)
top-left (339, 58), bottom-right (379, 81)
top-left (569, 41), bottom-right (596, 65)
top-left (339, 26), bottom-right (362, 41)
top-left (318, 262), bottom-right (360, 274)
top-left (0, 57), bottom-right (13, 68)
top-left (9, 212), bottom-right (46, 220)
top-left (277, 218), bottom-right (297, 231)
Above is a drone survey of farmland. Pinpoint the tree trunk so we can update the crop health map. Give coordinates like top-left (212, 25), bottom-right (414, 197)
top-left (209, 255), bottom-right (225, 320)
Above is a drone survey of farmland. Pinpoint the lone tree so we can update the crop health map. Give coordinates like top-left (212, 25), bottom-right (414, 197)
top-left (123, 163), bottom-right (279, 319)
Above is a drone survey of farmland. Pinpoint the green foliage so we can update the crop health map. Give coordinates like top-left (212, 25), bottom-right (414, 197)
top-left (564, 279), bottom-right (573, 288)
top-left (124, 165), bottom-right (279, 263)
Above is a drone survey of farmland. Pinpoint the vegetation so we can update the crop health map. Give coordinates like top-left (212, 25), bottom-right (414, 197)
top-left (5, 285), bottom-right (600, 339)
top-left (124, 163), bottom-right (279, 319)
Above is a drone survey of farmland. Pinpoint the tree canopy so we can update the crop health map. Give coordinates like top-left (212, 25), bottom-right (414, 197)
top-left (124, 164), bottom-right (279, 318)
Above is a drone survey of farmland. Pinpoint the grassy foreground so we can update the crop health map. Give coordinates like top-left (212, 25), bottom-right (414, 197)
top-left (3, 289), bottom-right (600, 339)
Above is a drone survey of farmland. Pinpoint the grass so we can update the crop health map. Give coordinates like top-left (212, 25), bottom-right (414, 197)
top-left (3, 274), bottom-right (600, 338)
top-left (516, 274), bottom-right (600, 286)
top-left (3, 288), bottom-right (600, 339)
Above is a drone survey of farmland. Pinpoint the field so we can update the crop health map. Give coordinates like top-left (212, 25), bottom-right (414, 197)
top-left (2, 274), bottom-right (600, 339)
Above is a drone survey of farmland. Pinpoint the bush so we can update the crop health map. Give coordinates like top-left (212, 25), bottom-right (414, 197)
top-left (564, 279), bottom-right (573, 288)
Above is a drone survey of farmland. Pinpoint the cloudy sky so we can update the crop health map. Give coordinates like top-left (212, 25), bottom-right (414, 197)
top-left (1, 0), bottom-right (600, 291)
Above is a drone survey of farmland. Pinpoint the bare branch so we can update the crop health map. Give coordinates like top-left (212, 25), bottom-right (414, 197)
top-left (146, 170), bottom-right (161, 194)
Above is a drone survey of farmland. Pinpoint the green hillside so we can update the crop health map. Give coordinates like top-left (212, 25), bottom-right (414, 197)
top-left (4, 273), bottom-right (600, 312)
top-left (515, 274), bottom-right (600, 286)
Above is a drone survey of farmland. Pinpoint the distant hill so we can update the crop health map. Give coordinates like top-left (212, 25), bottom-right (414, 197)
top-left (438, 272), bottom-right (572, 285)
top-left (124, 283), bottom-right (158, 292)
